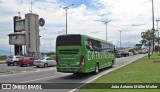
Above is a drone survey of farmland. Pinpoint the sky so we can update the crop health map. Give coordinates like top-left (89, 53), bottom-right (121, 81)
top-left (0, 0), bottom-right (160, 53)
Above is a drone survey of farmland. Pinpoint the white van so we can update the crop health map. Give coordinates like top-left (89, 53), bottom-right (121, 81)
top-left (6, 56), bottom-right (24, 66)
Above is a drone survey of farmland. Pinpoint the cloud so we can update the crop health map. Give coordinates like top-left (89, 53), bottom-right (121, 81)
top-left (0, 0), bottom-right (5, 3)
top-left (0, 0), bottom-right (160, 53)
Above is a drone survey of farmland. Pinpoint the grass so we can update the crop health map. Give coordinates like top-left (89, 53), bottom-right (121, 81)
top-left (0, 56), bottom-right (6, 61)
top-left (0, 62), bottom-right (6, 64)
top-left (0, 56), bottom-right (6, 64)
top-left (80, 54), bottom-right (160, 92)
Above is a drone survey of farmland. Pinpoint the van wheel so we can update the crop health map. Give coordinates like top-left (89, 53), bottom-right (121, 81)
top-left (13, 62), bottom-right (18, 66)
top-left (94, 64), bottom-right (99, 74)
top-left (44, 63), bottom-right (48, 68)
top-left (7, 63), bottom-right (11, 66)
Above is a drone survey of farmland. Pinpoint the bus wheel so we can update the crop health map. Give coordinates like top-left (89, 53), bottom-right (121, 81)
top-left (94, 64), bottom-right (99, 74)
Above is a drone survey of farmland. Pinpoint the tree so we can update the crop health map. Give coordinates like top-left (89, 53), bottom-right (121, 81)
top-left (46, 52), bottom-right (55, 56)
top-left (140, 29), bottom-right (156, 59)
top-left (154, 32), bottom-right (160, 52)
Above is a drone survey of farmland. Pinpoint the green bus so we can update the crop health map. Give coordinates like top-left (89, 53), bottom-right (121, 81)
top-left (56, 34), bottom-right (116, 74)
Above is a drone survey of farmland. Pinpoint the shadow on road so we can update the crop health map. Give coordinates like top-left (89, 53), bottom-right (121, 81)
top-left (45, 73), bottom-right (92, 83)
top-left (45, 66), bottom-right (112, 83)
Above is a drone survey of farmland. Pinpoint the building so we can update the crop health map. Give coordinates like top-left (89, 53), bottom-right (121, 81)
top-left (8, 13), bottom-right (40, 58)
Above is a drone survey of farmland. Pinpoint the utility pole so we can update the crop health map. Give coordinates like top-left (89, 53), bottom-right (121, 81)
top-left (102, 20), bottom-right (111, 41)
top-left (61, 4), bottom-right (74, 34)
top-left (151, 0), bottom-right (155, 51)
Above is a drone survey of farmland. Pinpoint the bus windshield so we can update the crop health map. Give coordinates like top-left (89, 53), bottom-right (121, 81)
top-left (56, 35), bottom-right (81, 46)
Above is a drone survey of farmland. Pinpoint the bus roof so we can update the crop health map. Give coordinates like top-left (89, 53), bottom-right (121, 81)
top-left (81, 34), bottom-right (114, 45)
top-left (57, 34), bottom-right (114, 46)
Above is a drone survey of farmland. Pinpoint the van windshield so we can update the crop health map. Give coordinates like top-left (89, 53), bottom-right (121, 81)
top-left (56, 35), bottom-right (81, 46)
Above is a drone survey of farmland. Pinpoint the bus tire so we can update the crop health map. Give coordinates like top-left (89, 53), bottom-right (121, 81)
top-left (94, 63), bottom-right (99, 74)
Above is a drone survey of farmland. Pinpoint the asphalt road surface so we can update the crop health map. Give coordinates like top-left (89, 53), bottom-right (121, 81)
top-left (0, 64), bottom-right (55, 74)
top-left (0, 54), bottom-right (146, 92)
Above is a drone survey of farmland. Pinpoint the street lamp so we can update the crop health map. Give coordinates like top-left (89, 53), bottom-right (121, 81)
top-left (151, 0), bottom-right (155, 51)
top-left (102, 20), bottom-right (111, 41)
top-left (61, 4), bottom-right (74, 34)
top-left (117, 30), bottom-right (123, 48)
top-left (156, 20), bottom-right (160, 53)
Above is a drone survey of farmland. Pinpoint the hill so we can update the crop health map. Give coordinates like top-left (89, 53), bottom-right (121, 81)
top-left (0, 49), bottom-right (11, 56)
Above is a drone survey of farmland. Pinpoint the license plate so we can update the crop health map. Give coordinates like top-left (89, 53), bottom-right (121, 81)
top-left (66, 68), bottom-right (71, 71)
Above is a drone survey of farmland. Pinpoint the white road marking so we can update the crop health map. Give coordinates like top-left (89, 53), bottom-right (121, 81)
top-left (20, 75), bottom-right (56, 83)
top-left (0, 67), bottom-right (55, 77)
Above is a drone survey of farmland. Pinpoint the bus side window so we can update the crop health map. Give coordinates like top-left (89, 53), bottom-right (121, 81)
top-left (108, 45), bottom-right (114, 53)
top-left (92, 40), bottom-right (102, 51)
top-left (86, 39), bottom-right (94, 51)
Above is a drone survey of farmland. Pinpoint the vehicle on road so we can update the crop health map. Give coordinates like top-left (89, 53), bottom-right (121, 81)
top-left (129, 51), bottom-right (133, 56)
top-left (120, 51), bottom-right (129, 57)
top-left (6, 56), bottom-right (24, 66)
top-left (138, 50), bottom-right (148, 54)
top-left (18, 57), bottom-right (34, 67)
top-left (115, 52), bottom-right (122, 58)
top-left (34, 57), bottom-right (56, 68)
top-left (56, 34), bottom-right (116, 74)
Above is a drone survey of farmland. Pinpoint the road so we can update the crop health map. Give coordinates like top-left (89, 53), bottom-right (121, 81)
top-left (0, 54), bottom-right (146, 92)
top-left (0, 64), bottom-right (54, 74)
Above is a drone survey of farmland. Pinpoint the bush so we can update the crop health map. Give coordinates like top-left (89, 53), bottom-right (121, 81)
top-left (0, 56), bottom-right (7, 61)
